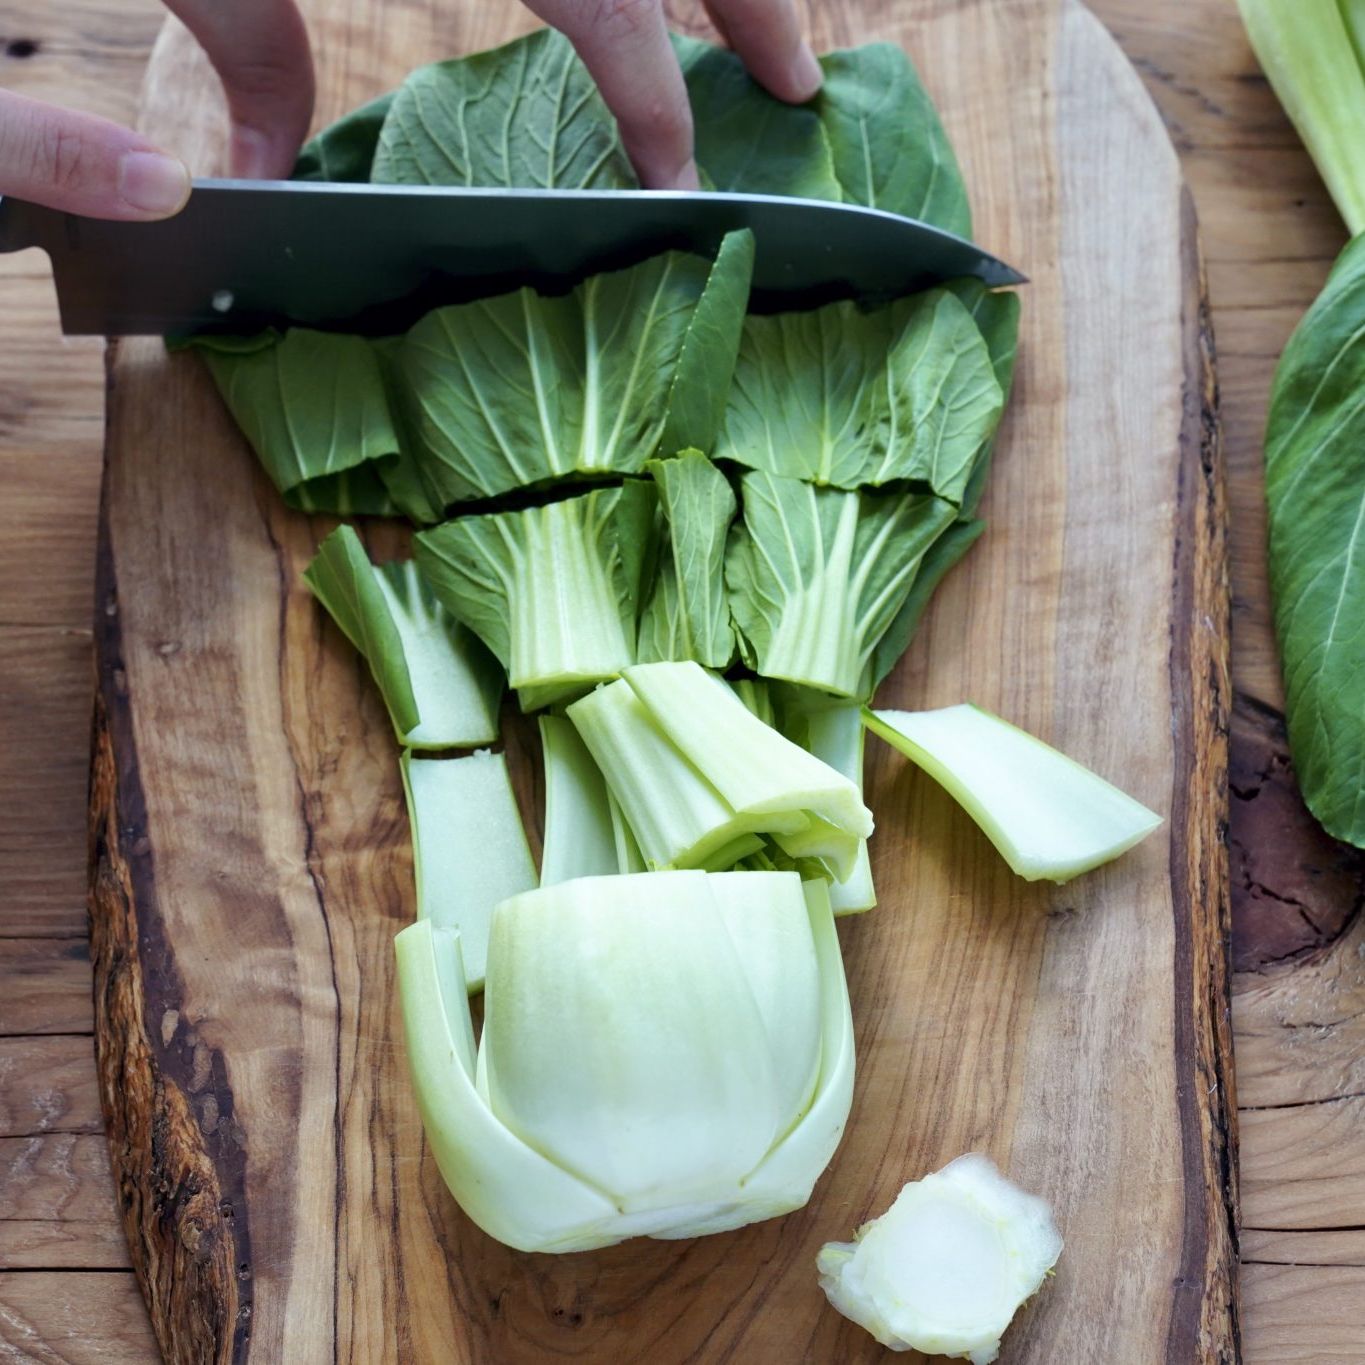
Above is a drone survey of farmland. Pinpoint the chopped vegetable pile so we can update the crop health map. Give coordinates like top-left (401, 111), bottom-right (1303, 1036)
top-left (190, 26), bottom-right (1163, 1354)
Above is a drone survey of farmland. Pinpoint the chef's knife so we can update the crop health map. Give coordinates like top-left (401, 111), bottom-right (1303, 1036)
top-left (0, 179), bottom-right (1025, 336)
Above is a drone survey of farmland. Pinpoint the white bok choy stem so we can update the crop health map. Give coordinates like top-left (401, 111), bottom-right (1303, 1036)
top-left (395, 871), bottom-right (855, 1253)
top-left (803, 706), bottom-right (876, 914)
top-left (400, 750), bottom-right (537, 992)
top-left (568, 661), bottom-right (873, 877)
top-left (817, 1153), bottom-right (1062, 1362)
top-left (863, 705), bottom-right (1161, 883)
top-left (537, 715), bottom-right (618, 886)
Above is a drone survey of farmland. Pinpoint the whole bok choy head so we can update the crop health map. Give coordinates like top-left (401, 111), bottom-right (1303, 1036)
top-left (395, 870), bottom-right (854, 1252)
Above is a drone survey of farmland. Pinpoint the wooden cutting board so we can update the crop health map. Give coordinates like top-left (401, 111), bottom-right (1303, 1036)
top-left (86, 0), bottom-right (1238, 1359)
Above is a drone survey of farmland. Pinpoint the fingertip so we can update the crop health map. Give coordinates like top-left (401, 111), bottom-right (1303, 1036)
top-left (753, 39), bottom-right (822, 104)
top-left (117, 150), bottom-right (192, 218)
top-left (230, 125), bottom-right (288, 179)
top-left (788, 42), bottom-right (823, 103)
top-left (656, 158), bottom-right (701, 192)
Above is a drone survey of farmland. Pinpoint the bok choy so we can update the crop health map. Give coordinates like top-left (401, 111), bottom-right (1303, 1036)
top-left (401, 750), bottom-right (537, 991)
top-left (864, 706), bottom-right (1161, 882)
top-left (304, 526), bottom-right (502, 748)
top-left (537, 715), bottom-right (618, 886)
top-left (716, 290), bottom-right (1003, 501)
top-left (396, 871), bottom-right (854, 1251)
top-left (568, 661), bottom-right (873, 877)
top-left (726, 472), bottom-right (958, 699)
top-left (817, 1153), bottom-right (1062, 1361)
top-left (413, 481), bottom-right (656, 706)
top-left (391, 234), bottom-right (753, 506)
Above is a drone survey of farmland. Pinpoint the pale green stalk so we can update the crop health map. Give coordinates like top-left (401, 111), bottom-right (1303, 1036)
top-left (1237, 0), bottom-right (1365, 234)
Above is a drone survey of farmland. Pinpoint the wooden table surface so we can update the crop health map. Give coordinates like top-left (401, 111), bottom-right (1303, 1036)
top-left (0, 0), bottom-right (1361, 1359)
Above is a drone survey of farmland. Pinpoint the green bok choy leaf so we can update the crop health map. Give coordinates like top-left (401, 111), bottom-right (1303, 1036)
top-left (1262, 233), bottom-right (1365, 844)
top-left (186, 330), bottom-right (426, 519)
top-left (1235, 0), bottom-right (1365, 845)
top-left (396, 870), bottom-right (853, 1252)
top-left (715, 290), bottom-right (1003, 501)
top-left (373, 28), bottom-right (637, 190)
top-left (637, 450), bottom-right (737, 669)
top-left (392, 234), bottom-right (753, 507)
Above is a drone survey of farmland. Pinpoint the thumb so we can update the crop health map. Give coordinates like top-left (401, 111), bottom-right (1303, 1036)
top-left (0, 89), bottom-right (190, 220)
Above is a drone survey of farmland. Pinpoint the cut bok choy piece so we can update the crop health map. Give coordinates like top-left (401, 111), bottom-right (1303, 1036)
top-left (395, 871), bottom-right (854, 1252)
top-left (567, 661), bottom-right (873, 877)
top-left (414, 481), bottom-right (656, 707)
top-left (715, 290), bottom-right (1003, 502)
top-left (390, 232), bottom-right (754, 505)
top-left (817, 1153), bottom-right (1062, 1362)
top-left (802, 706), bottom-right (876, 914)
top-left (186, 329), bottom-right (424, 519)
top-left (727, 472), bottom-right (957, 700)
top-left (304, 525), bottom-right (503, 748)
top-left (400, 750), bottom-right (536, 992)
top-left (537, 715), bottom-right (617, 886)
top-left (864, 705), bottom-right (1162, 883)
top-left (636, 450), bottom-right (737, 669)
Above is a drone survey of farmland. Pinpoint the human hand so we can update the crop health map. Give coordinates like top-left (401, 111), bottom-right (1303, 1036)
top-left (0, 0), bottom-right (314, 220)
top-left (523, 0), bottom-right (823, 189)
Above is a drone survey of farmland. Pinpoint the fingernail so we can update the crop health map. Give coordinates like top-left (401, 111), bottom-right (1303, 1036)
top-left (231, 126), bottom-right (277, 180)
top-left (118, 151), bottom-right (190, 216)
top-left (791, 43), bottom-right (823, 101)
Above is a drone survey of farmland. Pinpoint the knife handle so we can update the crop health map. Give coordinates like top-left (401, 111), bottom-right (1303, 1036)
top-left (0, 197), bottom-right (41, 253)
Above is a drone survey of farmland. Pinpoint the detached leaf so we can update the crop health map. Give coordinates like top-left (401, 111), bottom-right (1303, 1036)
top-left (394, 246), bottom-right (748, 506)
top-left (1265, 232), bottom-right (1365, 846)
top-left (726, 471), bottom-right (956, 699)
top-left (672, 34), bottom-right (842, 200)
top-left (638, 451), bottom-right (737, 669)
top-left (304, 526), bottom-right (503, 748)
top-left (716, 290), bottom-right (1002, 502)
top-left (816, 44), bottom-right (971, 235)
top-left (190, 329), bottom-right (437, 520)
top-left (413, 481), bottom-right (658, 704)
top-left (373, 29), bottom-right (636, 188)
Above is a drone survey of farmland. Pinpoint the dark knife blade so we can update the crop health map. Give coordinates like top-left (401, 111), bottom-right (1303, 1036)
top-left (0, 179), bottom-right (1025, 336)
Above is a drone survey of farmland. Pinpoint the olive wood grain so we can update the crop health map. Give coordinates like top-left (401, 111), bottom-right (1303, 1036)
top-left (88, 0), bottom-right (1237, 1359)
